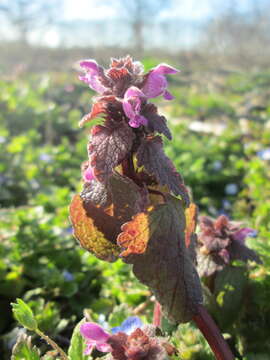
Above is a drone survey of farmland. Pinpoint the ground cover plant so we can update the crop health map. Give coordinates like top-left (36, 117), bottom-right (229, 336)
top-left (0, 56), bottom-right (270, 359)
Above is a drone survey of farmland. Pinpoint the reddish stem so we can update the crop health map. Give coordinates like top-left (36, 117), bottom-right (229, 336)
top-left (192, 305), bottom-right (234, 360)
top-left (153, 301), bottom-right (162, 327)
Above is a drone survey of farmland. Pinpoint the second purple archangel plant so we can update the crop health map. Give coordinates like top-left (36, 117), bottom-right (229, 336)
top-left (69, 56), bottom-right (236, 359)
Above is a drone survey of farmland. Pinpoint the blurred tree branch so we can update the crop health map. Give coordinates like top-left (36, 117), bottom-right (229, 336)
top-left (0, 0), bottom-right (62, 45)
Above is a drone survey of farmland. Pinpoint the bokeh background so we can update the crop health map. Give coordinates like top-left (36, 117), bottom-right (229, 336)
top-left (1, 1), bottom-right (270, 359)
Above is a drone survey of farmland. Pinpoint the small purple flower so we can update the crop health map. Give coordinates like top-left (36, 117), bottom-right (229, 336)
top-left (111, 316), bottom-right (143, 335)
top-left (257, 148), bottom-right (270, 160)
top-left (142, 63), bottom-right (179, 100)
top-left (80, 322), bottom-right (111, 355)
top-left (122, 86), bottom-right (148, 128)
top-left (79, 59), bottom-right (107, 94)
top-left (83, 165), bottom-right (95, 182)
top-left (80, 317), bottom-right (143, 355)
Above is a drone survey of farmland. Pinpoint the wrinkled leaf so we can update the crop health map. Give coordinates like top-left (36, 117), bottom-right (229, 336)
top-left (69, 194), bottom-right (120, 262)
top-left (70, 174), bottom-right (144, 261)
top-left (197, 251), bottom-right (224, 278)
top-left (185, 204), bottom-right (197, 248)
top-left (88, 123), bottom-right (135, 182)
top-left (229, 240), bottom-right (262, 264)
top-left (136, 136), bottom-right (190, 206)
top-left (185, 203), bottom-right (198, 264)
top-left (81, 179), bottom-right (112, 208)
top-left (12, 334), bottom-right (40, 360)
top-left (79, 101), bottom-right (107, 127)
top-left (143, 104), bottom-right (172, 140)
top-left (118, 195), bottom-right (202, 323)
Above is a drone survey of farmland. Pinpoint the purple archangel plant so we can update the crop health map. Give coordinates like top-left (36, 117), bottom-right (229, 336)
top-left (80, 316), bottom-right (176, 360)
top-left (69, 56), bottom-right (235, 359)
top-left (197, 215), bottom-right (261, 278)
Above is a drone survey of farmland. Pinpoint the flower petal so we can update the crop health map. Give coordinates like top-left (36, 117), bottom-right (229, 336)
top-left (79, 59), bottom-right (107, 94)
top-left (124, 86), bottom-right (146, 99)
top-left (163, 90), bottom-right (174, 100)
top-left (84, 340), bottom-right (96, 355)
top-left (84, 166), bottom-right (95, 181)
top-left (142, 73), bottom-right (166, 99)
top-left (80, 323), bottom-right (110, 342)
top-left (123, 99), bottom-right (136, 120)
top-left (111, 316), bottom-right (143, 335)
top-left (96, 342), bottom-right (112, 353)
top-left (152, 63), bottom-right (179, 75)
top-left (80, 59), bottom-right (99, 72)
top-left (128, 115), bottom-right (148, 128)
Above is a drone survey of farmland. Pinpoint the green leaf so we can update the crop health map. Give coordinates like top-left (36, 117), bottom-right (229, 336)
top-left (68, 319), bottom-right (89, 360)
top-left (11, 299), bottom-right (38, 331)
top-left (12, 334), bottom-right (40, 360)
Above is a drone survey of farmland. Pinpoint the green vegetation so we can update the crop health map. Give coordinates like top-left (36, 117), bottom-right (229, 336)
top-left (1, 67), bottom-right (270, 359)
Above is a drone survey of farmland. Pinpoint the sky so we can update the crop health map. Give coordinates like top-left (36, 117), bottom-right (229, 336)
top-left (1, 0), bottom-right (263, 48)
top-left (62, 0), bottom-right (214, 21)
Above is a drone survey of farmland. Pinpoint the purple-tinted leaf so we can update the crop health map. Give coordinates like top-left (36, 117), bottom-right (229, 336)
top-left (136, 136), bottom-right (190, 205)
top-left (81, 180), bottom-right (112, 208)
top-left (197, 252), bottom-right (224, 277)
top-left (118, 195), bottom-right (202, 323)
top-left (142, 104), bottom-right (172, 140)
top-left (229, 240), bottom-right (262, 264)
top-left (88, 123), bottom-right (135, 182)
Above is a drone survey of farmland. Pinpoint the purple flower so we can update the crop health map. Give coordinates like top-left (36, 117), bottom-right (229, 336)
top-left (83, 165), bottom-right (95, 182)
top-left (80, 322), bottom-right (111, 355)
top-left (80, 317), bottom-right (143, 355)
top-left (122, 86), bottom-right (148, 128)
top-left (79, 59), bottom-right (107, 94)
top-left (142, 64), bottom-right (179, 100)
top-left (111, 316), bottom-right (143, 335)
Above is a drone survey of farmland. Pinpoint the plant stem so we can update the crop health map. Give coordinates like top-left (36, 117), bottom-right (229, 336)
top-left (192, 305), bottom-right (234, 360)
top-left (153, 301), bottom-right (162, 327)
top-left (36, 329), bottom-right (68, 360)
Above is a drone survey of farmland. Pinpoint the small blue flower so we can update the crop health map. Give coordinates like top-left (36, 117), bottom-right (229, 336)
top-left (62, 270), bottom-right (74, 282)
top-left (111, 316), bottom-right (142, 335)
top-left (257, 148), bottom-right (270, 160)
top-left (0, 136), bottom-right (6, 144)
top-left (39, 153), bottom-right (52, 162)
top-left (64, 227), bottom-right (73, 234)
top-left (212, 160), bottom-right (222, 171)
top-left (225, 183), bottom-right (238, 195)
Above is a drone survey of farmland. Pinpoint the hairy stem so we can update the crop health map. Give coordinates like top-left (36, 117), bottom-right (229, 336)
top-left (36, 329), bottom-right (68, 360)
top-left (153, 301), bottom-right (162, 327)
top-left (192, 305), bottom-right (234, 360)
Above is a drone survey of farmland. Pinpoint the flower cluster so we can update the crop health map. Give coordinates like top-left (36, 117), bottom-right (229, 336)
top-left (197, 215), bottom-right (261, 277)
top-left (77, 56), bottom-right (189, 204)
top-left (80, 317), bottom-right (175, 360)
top-left (79, 57), bottom-right (178, 128)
